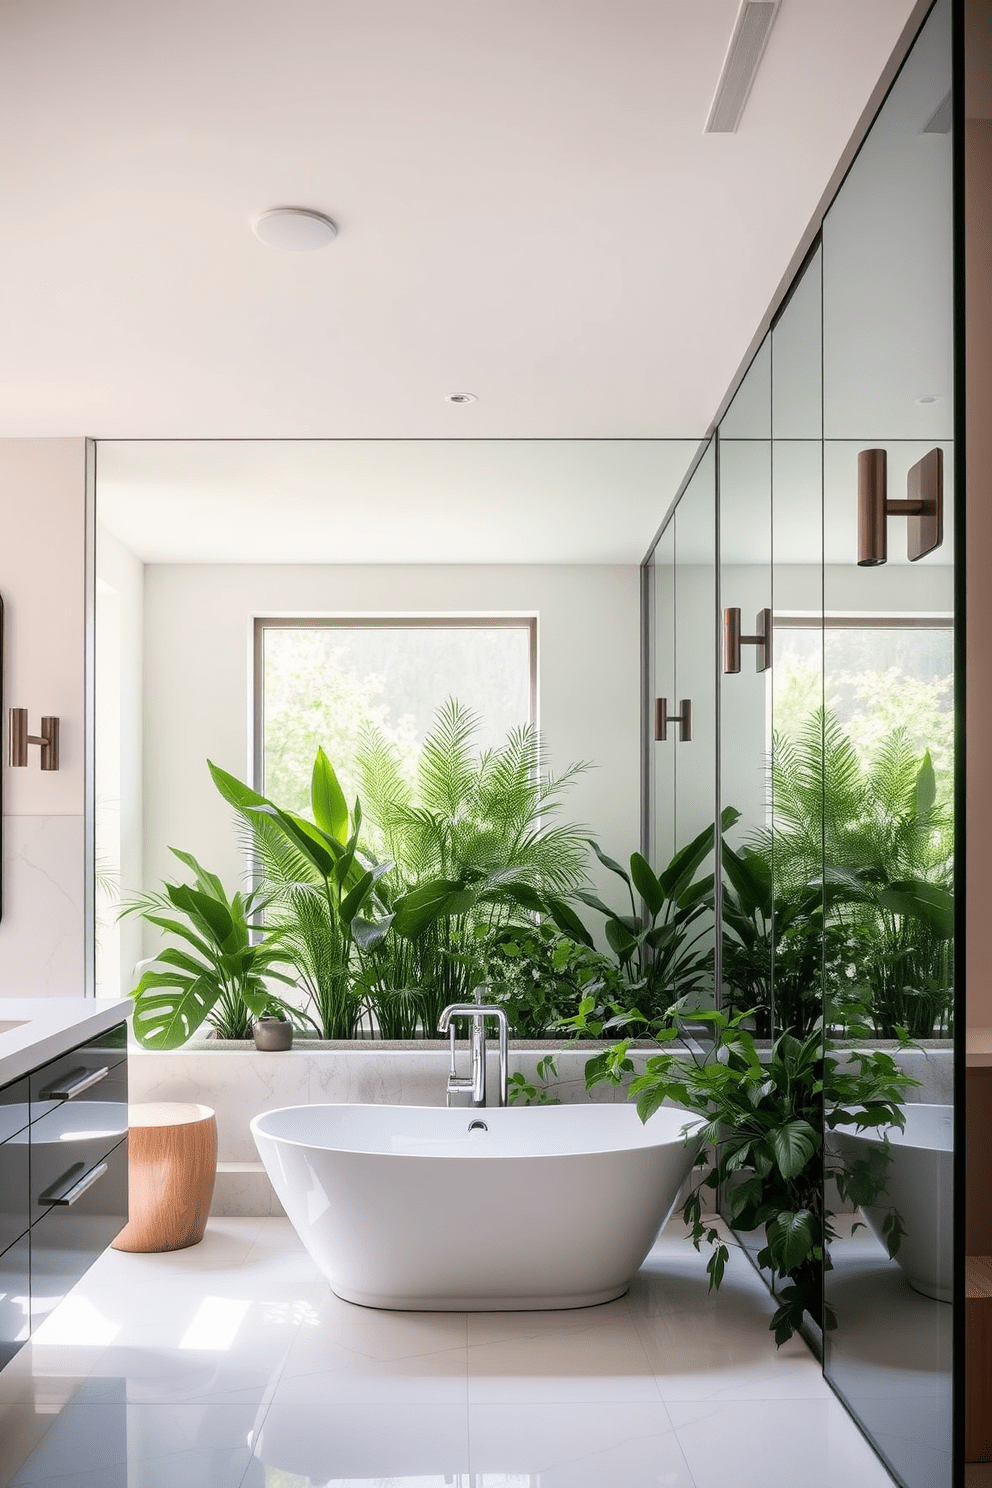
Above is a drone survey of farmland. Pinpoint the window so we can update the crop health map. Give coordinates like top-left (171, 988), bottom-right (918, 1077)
top-left (254, 617), bottom-right (537, 817)
top-left (773, 615), bottom-right (954, 798)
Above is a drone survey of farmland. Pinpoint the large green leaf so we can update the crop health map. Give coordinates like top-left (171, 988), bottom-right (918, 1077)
top-left (765, 1209), bottom-right (816, 1273)
top-left (587, 840), bottom-right (631, 885)
top-left (659, 819), bottom-right (717, 899)
top-left (168, 848), bottom-right (226, 902)
top-left (311, 747), bottom-right (349, 844)
top-left (769, 1119), bottom-right (819, 1179)
top-left (130, 973), bottom-right (219, 1050)
top-left (915, 750), bottom-right (937, 818)
top-left (878, 879), bottom-right (954, 937)
top-left (630, 852), bottom-right (664, 919)
top-left (542, 895), bottom-right (595, 949)
top-left (722, 842), bottom-right (772, 917)
top-left (250, 804), bottom-right (338, 880)
top-left (392, 879), bottom-right (478, 938)
top-left (167, 883), bottom-right (235, 947)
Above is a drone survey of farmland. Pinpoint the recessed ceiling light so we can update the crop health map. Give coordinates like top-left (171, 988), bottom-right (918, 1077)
top-left (251, 208), bottom-right (338, 252)
top-left (444, 392), bottom-right (477, 405)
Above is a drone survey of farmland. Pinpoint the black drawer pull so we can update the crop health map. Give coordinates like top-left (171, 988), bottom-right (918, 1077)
top-left (43, 1161), bottom-right (109, 1207)
top-left (40, 1066), bottom-right (110, 1101)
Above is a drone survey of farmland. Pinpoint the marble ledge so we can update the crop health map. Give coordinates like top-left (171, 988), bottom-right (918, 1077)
top-left (0, 997), bottom-right (132, 1085)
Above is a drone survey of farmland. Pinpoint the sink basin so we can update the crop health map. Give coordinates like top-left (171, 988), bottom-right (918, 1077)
top-left (0, 1021), bottom-right (28, 1035)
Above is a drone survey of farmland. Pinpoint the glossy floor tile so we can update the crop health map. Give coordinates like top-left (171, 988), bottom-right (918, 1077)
top-left (0, 1216), bottom-right (897, 1487)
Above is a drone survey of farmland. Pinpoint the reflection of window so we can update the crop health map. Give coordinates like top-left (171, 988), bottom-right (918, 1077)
top-left (772, 615), bottom-right (953, 796)
top-left (254, 617), bottom-right (537, 816)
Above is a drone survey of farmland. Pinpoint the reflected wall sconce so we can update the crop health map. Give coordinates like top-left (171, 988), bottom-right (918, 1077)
top-left (723, 607), bottom-right (772, 674)
top-left (655, 698), bottom-right (692, 742)
top-left (9, 709), bottom-right (60, 770)
top-left (857, 447), bottom-right (943, 566)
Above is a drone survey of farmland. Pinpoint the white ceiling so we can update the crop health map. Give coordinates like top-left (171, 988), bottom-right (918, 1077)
top-left (0, 0), bottom-right (919, 443)
top-left (96, 438), bottom-right (701, 563)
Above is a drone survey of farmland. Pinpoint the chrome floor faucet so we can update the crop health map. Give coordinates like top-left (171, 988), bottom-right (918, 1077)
top-left (438, 1000), bottom-right (509, 1108)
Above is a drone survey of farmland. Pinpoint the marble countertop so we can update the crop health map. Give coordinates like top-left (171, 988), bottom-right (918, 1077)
top-left (0, 998), bottom-right (132, 1086)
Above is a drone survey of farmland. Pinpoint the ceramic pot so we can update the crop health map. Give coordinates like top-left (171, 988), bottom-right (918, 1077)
top-left (253, 1017), bottom-right (293, 1052)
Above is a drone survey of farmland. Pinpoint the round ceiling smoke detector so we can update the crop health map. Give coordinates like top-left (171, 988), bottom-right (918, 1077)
top-left (444, 392), bottom-right (477, 405)
top-left (251, 208), bottom-right (338, 252)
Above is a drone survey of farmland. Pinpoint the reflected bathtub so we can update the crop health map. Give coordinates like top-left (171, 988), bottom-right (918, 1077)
top-left (251, 1102), bottom-right (703, 1310)
top-left (832, 1102), bottom-right (952, 1303)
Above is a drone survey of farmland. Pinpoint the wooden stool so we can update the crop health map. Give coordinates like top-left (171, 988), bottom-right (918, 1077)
top-left (112, 1102), bottom-right (218, 1254)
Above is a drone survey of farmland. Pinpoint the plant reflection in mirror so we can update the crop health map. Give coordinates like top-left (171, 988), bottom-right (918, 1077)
top-left (582, 1000), bottom-right (917, 1345)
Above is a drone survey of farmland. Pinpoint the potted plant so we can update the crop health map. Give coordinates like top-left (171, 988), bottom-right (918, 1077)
top-left (582, 999), bottom-right (916, 1344)
top-left (253, 999), bottom-right (294, 1051)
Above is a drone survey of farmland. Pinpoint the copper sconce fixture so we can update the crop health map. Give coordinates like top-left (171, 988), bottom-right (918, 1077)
top-left (655, 697), bottom-right (692, 742)
top-left (857, 447), bottom-right (943, 566)
top-left (723, 607), bottom-right (772, 674)
top-left (9, 709), bottom-right (60, 770)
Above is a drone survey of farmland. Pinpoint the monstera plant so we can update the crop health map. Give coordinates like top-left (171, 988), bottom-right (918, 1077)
top-left (124, 849), bottom-right (302, 1047)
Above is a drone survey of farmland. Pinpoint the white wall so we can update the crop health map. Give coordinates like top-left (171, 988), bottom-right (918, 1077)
top-left (0, 439), bottom-right (88, 996)
top-left (140, 563), bottom-right (641, 953)
top-left (95, 525), bottom-right (144, 996)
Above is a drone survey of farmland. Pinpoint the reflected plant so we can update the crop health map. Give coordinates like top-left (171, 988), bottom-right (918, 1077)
top-left (744, 712), bottom-right (954, 1039)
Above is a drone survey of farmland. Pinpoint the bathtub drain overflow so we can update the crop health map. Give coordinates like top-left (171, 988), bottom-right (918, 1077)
top-left (468, 1120), bottom-right (488, 1132)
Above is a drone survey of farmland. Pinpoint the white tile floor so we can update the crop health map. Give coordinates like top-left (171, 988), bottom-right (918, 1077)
top-left (0, 1216), bottom-right (897, 1488)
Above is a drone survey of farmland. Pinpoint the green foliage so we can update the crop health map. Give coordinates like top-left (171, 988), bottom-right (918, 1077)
top-left (759, 711), bottom-right (954, 1038)
top-left (507, 1055), bottom-right (560, 1106)
top-left (585, 1000), bottom-right (917, 1345)
top-left (481, 922), bottom-right (624, 1039)
top-left (123, 849), bottom-right (302, 1047)
top-left (548, 814), bottom-right (726, 1020)
top-left (205, 701), bottom-right (597, 1041)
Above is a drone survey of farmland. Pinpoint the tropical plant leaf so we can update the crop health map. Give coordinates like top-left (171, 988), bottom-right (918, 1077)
top-left (311, 747), bottom-right (349, 843)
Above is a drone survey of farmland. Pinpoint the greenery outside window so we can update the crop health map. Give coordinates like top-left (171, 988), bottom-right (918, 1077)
top-left (254, 616), bottom-right (537, 817)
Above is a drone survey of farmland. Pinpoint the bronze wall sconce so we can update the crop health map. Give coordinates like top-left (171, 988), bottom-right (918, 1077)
top-left (858, 447), bottom-right (943, 566)
top-left (9, 709), bottom-right (60, 770)
top-left (655, 698), bottom-right (692, 741)
top-left (723, 607), bottom-right (772, 673)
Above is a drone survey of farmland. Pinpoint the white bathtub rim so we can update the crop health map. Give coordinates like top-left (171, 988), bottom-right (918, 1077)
top-left (250, 1100), bottom-right (705, 1160)
top-left (831, 1101), bottom-right (952, 1153)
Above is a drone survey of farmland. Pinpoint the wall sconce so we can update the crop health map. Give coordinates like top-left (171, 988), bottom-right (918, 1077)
top-left (857, 447), bottom-right (943, 566)
top-left (723, 607), bottom-right (772, 674)
top-left (9, 709), bottom-right (60, 770)
top-left (655, 698), bottom-right (692, 741)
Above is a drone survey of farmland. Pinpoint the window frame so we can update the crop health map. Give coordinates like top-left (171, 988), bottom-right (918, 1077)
top-left (251, 614), bottom-right (539, 799)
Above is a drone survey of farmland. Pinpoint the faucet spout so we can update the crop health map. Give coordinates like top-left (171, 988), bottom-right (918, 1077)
top-left (437, 1001), bottom-right (510, 1108)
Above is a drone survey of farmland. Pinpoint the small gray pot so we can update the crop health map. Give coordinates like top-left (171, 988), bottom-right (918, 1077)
top-left (253, 1017), bottom-right (293, 1052)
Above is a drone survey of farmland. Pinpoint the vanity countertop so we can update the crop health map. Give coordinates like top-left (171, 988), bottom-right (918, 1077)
top-left (0, 998), bottom-right (132, 1085)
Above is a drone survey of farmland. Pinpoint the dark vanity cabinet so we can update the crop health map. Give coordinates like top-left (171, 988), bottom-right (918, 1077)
top-left (0, 1023), bottom-right (128, 1364)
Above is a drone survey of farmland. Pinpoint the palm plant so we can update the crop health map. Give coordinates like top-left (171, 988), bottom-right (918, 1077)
top-left (751, 711), bottom-right (954, 1039)
top-left (123, 849), bottom-right (302, 1047)
top-left (354, 700), bottom-right (593, 1025)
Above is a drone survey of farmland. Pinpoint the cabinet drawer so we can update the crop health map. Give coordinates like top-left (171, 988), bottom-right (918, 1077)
top-left (0, 1232), bottom-right (30, 1371)
top-left (29, 1137), bottom-right (128, 1335)
top-left (30, 1099), bottom-right (129, 1219)
top-left (0, 1131), bottom-right (29, 1253)
top-left (0, 1078), bottom-right (29, 1143)
top-left (29, 1029), bottom-right (127, 1124)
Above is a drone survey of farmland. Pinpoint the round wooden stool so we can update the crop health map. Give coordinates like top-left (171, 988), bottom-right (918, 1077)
top-left (112, 1102), bottom-right (218, 1253)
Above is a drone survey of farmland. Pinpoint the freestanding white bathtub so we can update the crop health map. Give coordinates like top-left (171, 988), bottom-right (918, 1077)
top-left (251, 1102), bottom-right (704, 1310)
top-left (831, 1102), bottom-right (952, 1303)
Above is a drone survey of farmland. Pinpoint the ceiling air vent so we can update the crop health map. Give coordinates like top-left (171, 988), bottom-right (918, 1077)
top-left (921, 91), bottom-right (952, 134)
top-left (705, 0), bottom-right (781, 134)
